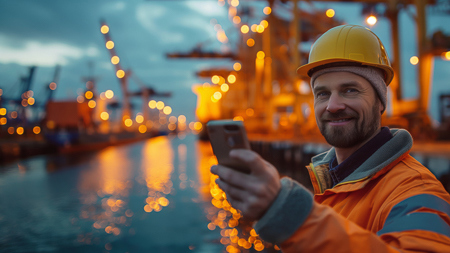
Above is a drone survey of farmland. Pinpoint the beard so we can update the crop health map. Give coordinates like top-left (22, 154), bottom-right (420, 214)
top-left (318, 101), bottom-right (381, 148)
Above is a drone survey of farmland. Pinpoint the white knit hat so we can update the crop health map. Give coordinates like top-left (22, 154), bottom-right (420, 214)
top-left (310, 66), bottom-right (387, 113)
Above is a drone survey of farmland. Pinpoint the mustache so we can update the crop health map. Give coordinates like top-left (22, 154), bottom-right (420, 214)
top-left (321, 111), bottom-right (358, 121)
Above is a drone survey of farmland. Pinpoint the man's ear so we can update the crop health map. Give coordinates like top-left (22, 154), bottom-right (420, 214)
top-left (379, 100), bottom-right (384, 114)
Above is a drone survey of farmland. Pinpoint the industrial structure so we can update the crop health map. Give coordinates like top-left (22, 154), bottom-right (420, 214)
top-left (169, 0), bottom-right (450, 141)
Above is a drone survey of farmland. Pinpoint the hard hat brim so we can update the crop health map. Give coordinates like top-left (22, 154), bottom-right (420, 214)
top-left (297, 58), bottom-right (394, 85)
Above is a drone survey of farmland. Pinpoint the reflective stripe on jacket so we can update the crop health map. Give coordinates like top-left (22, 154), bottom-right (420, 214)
top-left (254, 129), bottom-right (450, 252)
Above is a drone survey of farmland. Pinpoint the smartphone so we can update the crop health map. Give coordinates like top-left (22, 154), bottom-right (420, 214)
top-left (206, 120), bottom-right (251, 173)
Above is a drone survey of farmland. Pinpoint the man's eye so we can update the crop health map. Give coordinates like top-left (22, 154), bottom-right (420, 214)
top-left (316, 91), bottom-right (329, 98)
top-left (345, 88), bottom-right (358, 93)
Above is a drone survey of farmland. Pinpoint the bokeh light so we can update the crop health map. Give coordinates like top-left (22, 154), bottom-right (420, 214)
top-left (240, 25), bottom-right (249, 34)
top-left (33, 126), bottom-right (41, 134)
top-left (410, 56), bottom-right (419, 65)
top-left (326, 9), bottom-right (335, 18)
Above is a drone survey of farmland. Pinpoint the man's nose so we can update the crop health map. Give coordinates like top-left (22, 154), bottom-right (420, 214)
top-left (326, 93), bottom-right (346, 113)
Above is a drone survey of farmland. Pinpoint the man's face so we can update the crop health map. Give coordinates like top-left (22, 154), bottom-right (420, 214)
top-left (313, 71), bottom-right (383, 148)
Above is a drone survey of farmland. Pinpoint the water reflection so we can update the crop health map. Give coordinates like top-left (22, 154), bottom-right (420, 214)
top-left (141, 136), bottom-right (174, 213)
top-left (195, 140), bottom-right (277, 253)
top-left (76, 145), bottom-right (134, 247)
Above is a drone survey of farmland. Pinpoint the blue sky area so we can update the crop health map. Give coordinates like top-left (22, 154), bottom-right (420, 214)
top-left (0, 0), bottom-right (449, 123)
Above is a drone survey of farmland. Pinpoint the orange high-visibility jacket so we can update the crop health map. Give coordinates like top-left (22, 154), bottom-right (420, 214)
top-left (254, 129), bottom-right (450, 252)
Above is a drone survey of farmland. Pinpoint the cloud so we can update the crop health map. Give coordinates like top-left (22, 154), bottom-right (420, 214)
top-left (101, 1), bottom-right (126, 13)
top-left (184, 1), bottom-right (226, 17)
top-left (135, 5), bottom-right (184, 44)
top-left (0, 35), bottom-right (99, 66)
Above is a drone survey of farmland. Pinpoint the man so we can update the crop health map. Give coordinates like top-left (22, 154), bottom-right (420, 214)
top-left (211, 25), bottom-right (450, 252)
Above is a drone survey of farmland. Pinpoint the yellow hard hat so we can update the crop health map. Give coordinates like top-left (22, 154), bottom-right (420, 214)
top-left (296, 25), bottom-right (394, 85)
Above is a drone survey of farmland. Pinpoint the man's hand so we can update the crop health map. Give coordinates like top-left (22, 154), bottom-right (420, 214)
top-left (210, 149), bottom-right (281, 221)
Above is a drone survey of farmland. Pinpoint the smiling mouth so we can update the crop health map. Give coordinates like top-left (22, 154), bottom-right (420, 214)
top-left (329, 118), bottom-right (352, 123)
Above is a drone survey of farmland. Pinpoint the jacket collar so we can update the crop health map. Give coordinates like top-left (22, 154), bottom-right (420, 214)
top-left (309, 129), bottom-right (413, 193)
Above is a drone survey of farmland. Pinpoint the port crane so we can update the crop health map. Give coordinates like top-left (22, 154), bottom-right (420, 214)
top-left (100, 19), bottom-right (172, 128)
top-left (167, 0), bottom-right (450, 140)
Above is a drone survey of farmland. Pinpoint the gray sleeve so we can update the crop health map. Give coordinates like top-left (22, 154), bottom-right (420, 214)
top-left (253, 177), bottom-right (314, 245)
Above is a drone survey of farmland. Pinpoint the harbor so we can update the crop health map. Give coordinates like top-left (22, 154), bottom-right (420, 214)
top-left (1, 133), bottom-right (450, 252)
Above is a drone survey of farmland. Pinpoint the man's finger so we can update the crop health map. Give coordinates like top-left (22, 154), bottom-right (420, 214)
top-left (211, 164), bottom-right (251, 190)
top-left (215, 178), bottom-right (247, 201)
top-left (229, 149), bottom-right (269, 175)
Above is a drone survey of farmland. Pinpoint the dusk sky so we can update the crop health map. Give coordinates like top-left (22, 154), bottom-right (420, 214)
top-left (0, 0), bottom-right (449, 123)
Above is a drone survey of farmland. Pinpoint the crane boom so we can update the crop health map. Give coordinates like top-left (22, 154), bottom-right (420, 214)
top-left (100, 19), bottom-right (131, 122)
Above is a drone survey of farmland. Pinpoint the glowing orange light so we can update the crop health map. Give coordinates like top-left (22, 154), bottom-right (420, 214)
top-left (251, 24), bottom-right (258, 32)
top-left (233, 62), bottom-right (241, 71)
top-left (106, 41), bottom-right (114, 50)
top-left (254, 242), bottom-right (264, 251)
top-left (260, 20), bottom-right (269, 28)
top-left (212, 75), bottom-right (220, 84)
top-left (138, 125), bottom-right (147, 133)
top-left (22, 99), bottom-right (28, 107)
top-left (148, 100), bottom-right (157, 109)
top-left (77, 96), bottom-right (84, 103)
top-left (194, 122), bottom-right (202, 131)
top-left (49, 82), bottom-right (57, 90)
top-left (85, 91), bottom-right (93, 100)
top-left (232, 16), bottom-right (241, 24)
top-left (88, 100), bottom-right (96, 108)
top-left (8, 127), bottom-right (14, 135)
top-left (0, 117), bottom-right (6, 125)
top-left (213, 91), bottom-right (222, 100)
top-left (445, 51), bottom-right (450, 60)
top-left (231, 0), bottom-right (239, 7)
top-left (33, 126), bottom-right (40, 134)
top-left (208, 223), bottom-right (216, 230)
top-left (227, 74), bottom-right (236, 84)
top-left (263, 6), bottom-right (271, 15)
top-left (410, 56), bottom-right (419, 65)
top-left (116, 70), bottom-right (125, 78)
top-left (169, 116), bottom-right (177, 124)
top-left (28, 97), bottom-right (35, 105)
top-left (247, 38), bottom-right (255, 47)
top-left (111, 56), bottom-right (120, 65)
top-left (136, 114), bottom-right (144, 123)
top-left (11, 111), bottom-right (17, 119)
top-left (178, 115), bottom-right (186, 123)
top-left (217, 30), bottom-right (228, 43)
top-left (257, 51), bottom-right (265, 59)
top-left (105, 90), bottom-right (114, 99)
top-left (158, 197), bottom-right (169, 206)
top-left (100, 112), bottom-right (109, 120)
top-left (124, 119), bottom-right (133, 127)
top-left (156, 101), bottom-right (165, 110)
top-left (0, 108), bottom-right (6, 116)
top-left (233, 116), bottom-right (243, 121)
top-left (101, 25), bottom-right (109, 34)
top-left (240, 25), bottom-right (249, 34)
top-left (163, 106), bottom-right (172, 115)
top-left (366, 15), bottom-right (377, 26)
top-left (218, 76), bottom-right (226, 85)
top-left (246, 108), bottom-right (254, 116)
top-left (16, 127), bottom-right (24, 135)
top-left (256, 25), bottom-right (265, 33)
top-left (0, 89), bottom-right (2, 96)
top-left (326, 9), bottom-right (335, 18)
top-left (221, 83), bottom-right (229, 92)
